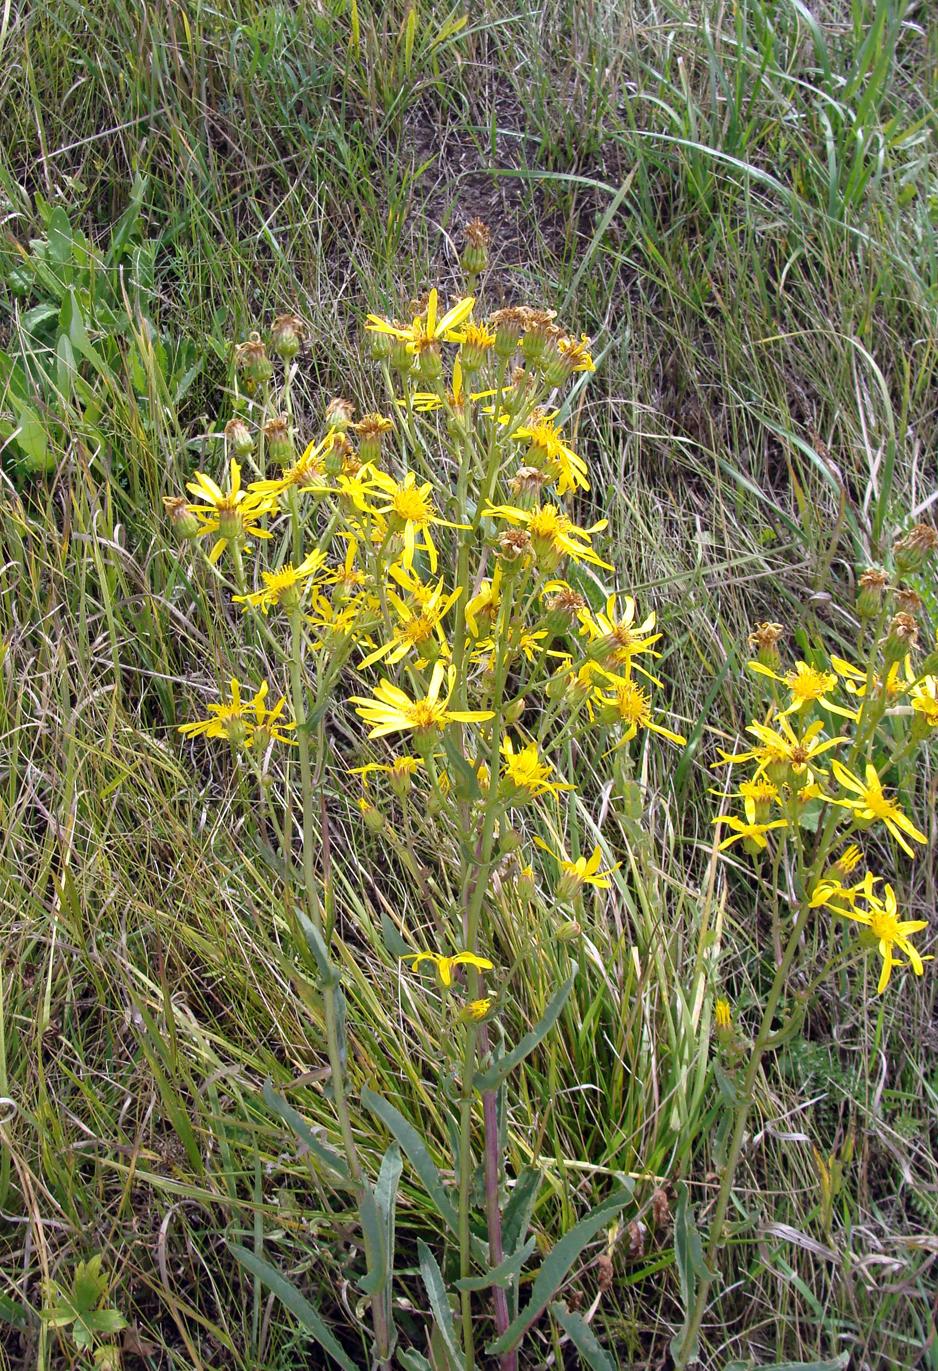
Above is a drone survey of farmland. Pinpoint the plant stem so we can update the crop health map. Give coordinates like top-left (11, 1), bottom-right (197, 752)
top-left (672, 895), bottom-right (813, 1368)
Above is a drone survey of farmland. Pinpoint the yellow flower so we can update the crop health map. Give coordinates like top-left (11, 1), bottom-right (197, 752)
top-left (824, 879), bottom-right (930, 994)
top-left (712, 815), bottom-right (788, 850)
top-left (556, 333), bottom-right (595, 372)
top-left (358, 577), bottom-right (462, 670)
top-left (185, 460), bottom-right (274, 564)
top-left (748, 659), bottom-right (857, 719)
top-left (830, 759), bottom-right (927, 858)
top-left (460, 996), bottom-right (494, 1022)
top-left (499, 736), bottom-right (574, 802)
top-left (178, 678), bottom-right (294, 747)
top-left (910, 675), bottom-right (938, 728)
top-left (535, 836), bottom-right (620, 899)
top-left (232, 549), bottom-right (327, 614)
top-left (736, 777), bottom-right (780, 823)
top-left (404, 950), bottom-right (493, 987)
top-left (465, 564), bottom-right (503, 638)
top-left (578, 594), bottom-right (662, 679)
top-left (366, 288), bottom-right (475, 352)
top-left (367, 470), bottom-right (468, 572)
top-left (743, 715), bottom-right (848, 779)
top-left (349, 661), bottom-right (494, 741)
top-left (408, 357), bottom-right (500, 412)
top-left (249, 433), bottom-right (338, 498)
top-left (509, 413), bottom-right (590, 495)
top-left (714, 998), bottom-right (732, 1031)
top-left (593, 674), bottom-right (686, 746)
top-left (349, 755), bottom-right (422, 795)
top-left (484, 501), bottom-right (613, 570)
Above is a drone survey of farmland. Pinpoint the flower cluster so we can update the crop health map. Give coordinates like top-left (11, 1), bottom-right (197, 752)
top-left (712, 531), bottom-right (937, 992)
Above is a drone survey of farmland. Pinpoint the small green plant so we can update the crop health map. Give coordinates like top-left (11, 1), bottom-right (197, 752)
top-left (41, 1254), bottom-right (126, 1367)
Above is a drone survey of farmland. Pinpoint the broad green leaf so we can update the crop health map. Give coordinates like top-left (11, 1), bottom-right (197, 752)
top-left (358, 1180), bottom-right (387, 1297)
top-left (456, 1236), bottom-right (536, 1291)
top-left (669, 1183), bottom-right (715, 1365)
top-left (474, 967), bottom-right (577, 1091)
top-left (486, 1188), bottom-right (633, 1356)
top-left (397, 1353), bottom-right (433, 1371)
top-left (551, 1301), bottom-right (616, 1371)
top-left (262, 1079), bottom-right (350, 1180)
top-left (296, 909), bottom-right (341, 987)
top-left (375, 1141), bottom-right (403, 1286)
top-left (361, 1088), bottom-right (471, 1250)
top-left (416, 1240), bottom-right (461, 1370)
top-left (502, 1166), bottom-right (542, 1256)
top-left (230, 1245), bottom-right (361, 1371)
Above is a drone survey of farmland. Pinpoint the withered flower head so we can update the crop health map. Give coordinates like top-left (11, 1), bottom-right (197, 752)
top-left (325, 397), bottom-right (355, 430)
top-left (497, 528), bottom-right (533, 562)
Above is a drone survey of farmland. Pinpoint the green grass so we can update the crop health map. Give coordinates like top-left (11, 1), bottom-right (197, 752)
top-left (1, 0), bottom-right (936, 1367)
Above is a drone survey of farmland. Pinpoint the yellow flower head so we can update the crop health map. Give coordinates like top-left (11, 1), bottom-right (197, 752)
top-left (910, 675), bottom-right (938, 729)
top-left (249, 433), bottom-right (338, 498)
top-left (593, 673), bottom-right (686, 746)
top-left (349, 661), bottom-right (494, 742)
top-left (185, 460), bottom-right (275, 564)
top-left (830, 759), bottom-right (927, 858)
top-left (816, 878), bottom-right (930, 993)
top-left (367, 470), bottom-right (468, 572)
top-left (579, 594), bottom-right (662, 679)
top-left (509, 412), bottom-right (590, 495)
top-left (366, 288), bottom-right (475, 352)
top-left (358, 575), bottom-right (462, 670)
top-left (749, 659), bottom-right (857, 720)
top-left (484, 501), bottom-right (613, 571)
top-left (403, 950), bottom-right (493, 987)
top-left (498, 736), bottom-right (574, 803)
top-left (178, 678), bottom-right (294, 748)
top-left (713, 815), bottom-right (788, 851)
top-left (232, 549), bottom-right (327, 614)
top-left (535, 836), bottom-right (620, 900)
top-left (714, 998), bottom-right (732, 1031)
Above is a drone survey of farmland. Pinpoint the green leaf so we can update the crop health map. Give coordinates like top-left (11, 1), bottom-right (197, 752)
top-left (361, 1089), bottom-right (479, 1253)
top-left (474, 967), bottom-right (577, 1091)
top-left (7, 395), bottom-right (51, 473)
top-left (0, 1291), bottom-right (29, 1329)
top-left (551, 1301), bottom-right (616, 1371)
top-left (262, 1080), bottom-right (351, 1180)
top-left (456, 1236), bottom-right (536, 1291)
top-left (375, 1141), bottom-right (403, 1282)
top-left (724, 1356), bottom-right (851, 1371)
top-left (397, 1353), bottom-right (433, 1371)
top-left (486, 1189), bottom-right (633, 1356)
top-left (416, 1240), bottom-right (462, 1371)
top-left (380, 911), bottom-right (412, 959)
top-left (84, 1309), bottom-right (128, 1334)
top-left (230, 1245), bottom-right (361, 1371)
top-left (669, 1183), bottom-right (715, 1365)
top-left (501, 1166), bottom-right (542, 1256)
top-left (358, 1180), bottom-right (387, 1297)
top-left (296, 910), bottom-right (341, 987)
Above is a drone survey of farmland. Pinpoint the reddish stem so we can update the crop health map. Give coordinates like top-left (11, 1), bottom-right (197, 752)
top-left (480, 1028), bottom-right (517, 1371)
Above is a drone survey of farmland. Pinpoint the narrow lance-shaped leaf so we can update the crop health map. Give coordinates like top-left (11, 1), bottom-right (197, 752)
top-left (230, 1245), bottom-right (361, 1371)
top-left (474, 965), bottom-right (577, 1092)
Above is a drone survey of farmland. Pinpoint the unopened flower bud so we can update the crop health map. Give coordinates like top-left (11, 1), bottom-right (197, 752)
top-left (856, 566), bottom-right (890, 618)
top-left (163, 495), bottom-right (200, 540)
top-left (747, 620), bottom-right (784, 669)
top-left (270, 312), bottom-right (304, 361)
top-left (542, 587), bottom-right (586, 638)
top-left (461, 218), bottom-right (491, 278)
top-left (488, 307), bottom-right (527, 360)
top-left (498, 825), bottom-right (523, 855)
top-left (556, 869), bottom-right (583, 903)
top-left (894, 522), bottom-right (938, 575)
top-left (224, 417), bottom-right (254, 457)
top-left (358, 797), bottom-right (386, 833)
top-left (503, 696), bottom-right (526, 726)
top-left (415, 342), bottom-right (443, 383)
top-left (509, 465), bottom-right (550, 509)
top-left (556, 920), bottom-right (582, 942)
top-left (366, 327), bottom-right (392, 362)
top-left (263, 415), bottom-right (295, 467)
top-left (389, 336), bottom-right (413, 374)
top-left (520, 310), bottom-right (557, 368)
top-left (235, 333), bottom-right (273, 389)
top-left (883, 612), bottom-right (918, 663)
top-left (496, 528), bottom-right (532, 567)
top-left (325, 397), bottom-right (355, 432)
top-left (895, 586), bottom-right (924, 616)
top-left (353, 413), bottom-right (393, 465)
top-left (324, 434), bottom-right (355, 477)
top-left (515, 865), bottom-right (536, 902)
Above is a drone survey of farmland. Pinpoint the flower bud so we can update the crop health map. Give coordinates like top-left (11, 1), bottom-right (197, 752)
top-left (555, 869), bottom-right (583, 903)
top-left (856, 567), bottom-right (890, 618)
top-left (520, 310), bottom-right (558, 368)
top-left (325, 397), bottom-right (355, 432)
top-left (235, 333), bottom-right (273, 389)
top-left (488, 307), bottom-right (527, 361)
top-left (224, 417), bottom-right (254, 457)
top-left (515, 865), bottom-right (536, 902)
top-left (415, 342), bottom-right (443, 383)
top-left (509, 465), bottom-right (550, 510)
top-left (163, 495), bottom-right (200, 540)
top-left (270, 312), bottom-right (304, 361)
top-left (747, 620), bottom-right (784, 670)
top-left (542, 586), bottom-right (586, 639)
top-left (556, 920), bottom-right (582, 942)
top-left (883, 612), bottom-right (918, 663)
top-left (353, 413), bottom-right (393, 466)
top-left (498, 825), bottom-right (524, 855)
top-left (324, 434), bottom-right (356, 477)
top-left (263, 415), bottom-right (295, 467)
top-left (894, 522), bottom-right (938, 575)
top-left (389, 336), bottom-right (413, 374)
top-left (366, 327), bottom-right (392, 362)
top-left (503, 696), bottom-right (526, 726)
top-left (358, 797), bottom-right (386, 833)
top-left (461, 218), bottom-right (491, 278)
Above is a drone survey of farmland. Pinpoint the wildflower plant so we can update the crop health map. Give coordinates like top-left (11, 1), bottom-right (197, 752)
top-left (168, 232), bottom-right (935, 1367)
top-left (169, 235), bottom-right (688, 1368)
